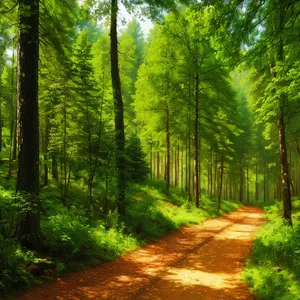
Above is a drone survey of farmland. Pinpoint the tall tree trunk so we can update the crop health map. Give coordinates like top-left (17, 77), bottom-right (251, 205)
top-left (199, 137), bottom-right (201, 199)
top-left (170, 146), bottom-right (173, 186)
top-left (174, 144), bottom-right (178, 187)
top-left (188, 133), bottom-right (191, 201)
top-left (43, 115), bottom-right (50, 187)
top-left (263, 168), bottom-right (266, 202)
top-left (165, 106), bottom-right (170, 195)
top-left (207, 158), bottom-right (210, 196)
top-left (13, 105), bottom-right (18, 160)
top-left (181, 144), bottom-right (184, 191)
top-left (194, 73), bottom-right (199, 208)
top-left (224, 175), bottom-right (228, 200)
top-left (177, 144), bottom-right (180, 188)
top-left (217, 155), bottom-right (224, 210)
top-left (229, 172), bottom-right (233, 200)
top-left (279, 107), bottom-right (292, 224)
top-left (255, 164), bottom-right (259, 200)
top-left (214, 154), bottom-right (218, 198)
top-left (16, 0), bottom-right (41, 250)
top-left (273, 6), bottom-right (292, 222)
top-left (52, 153), bottom-right (58, 180)
top-left (247, 164), bottom-right (249, 202)
top-left (149, 143), bottom-right (152, 179)
top-left (209, 150), bottom-right (213, 197)
top-left (239, 164), bottom-right (244, 202)
top-left (110, 0), bottom-right (126, 215)
top-left (9, 46), bottom-right (16, 178)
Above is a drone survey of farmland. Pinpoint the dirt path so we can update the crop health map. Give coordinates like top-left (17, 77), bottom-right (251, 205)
top-left (18, 206), bottom-right (265, 300)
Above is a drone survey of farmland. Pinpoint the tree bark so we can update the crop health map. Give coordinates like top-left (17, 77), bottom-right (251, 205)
top-left (217, 155), bottom-right (224, 210)
top-left (9, 46), bottom-right (16, 178)
top-left (174, 144), bottom-right (178, 187)
top-left (239, 165), bottom-right (244, 202)
top-left (279, 107), bottom-right (292, 224)
top-left (247, 164), bottom-right (249, 202)
top-left (229, 172), bottom-right (233, 200)
top-left (16, 0), bottom-right (41, 250)
top-left (255, 164), bottom-right (259, 200)
top-left (43, 115), bottom-right (50, 187)
top-left (165, 106), bottom-right (170, 195)
top-left (149, 143), bottom-right (152, 179)
top-left (52, 153), bottom-right (58, 180)
top-left (214, 154), bottom-right (217, 198)
top-left (263, 168), bottom-right (266, 202)
top-left (110, 0), bottom-right (126, 215)
top-left (181, 144), bottom-right (184, 191)
top-left (194, 73), bottom-right (199, 208)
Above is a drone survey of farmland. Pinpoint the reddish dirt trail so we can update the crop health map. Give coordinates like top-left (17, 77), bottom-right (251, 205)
top-left (18, 206), bottom-right (265, 300)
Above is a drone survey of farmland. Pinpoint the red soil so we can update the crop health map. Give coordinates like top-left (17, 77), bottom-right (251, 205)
top-left (18, 206), bottom-right (265, 300)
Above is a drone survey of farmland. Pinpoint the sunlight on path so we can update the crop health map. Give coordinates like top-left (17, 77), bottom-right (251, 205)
top-left (18, 207), bottom-right (265, 300)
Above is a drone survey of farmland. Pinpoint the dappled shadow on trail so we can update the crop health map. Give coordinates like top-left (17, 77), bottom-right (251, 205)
top-left (18, 206), bottom-right (265, 300)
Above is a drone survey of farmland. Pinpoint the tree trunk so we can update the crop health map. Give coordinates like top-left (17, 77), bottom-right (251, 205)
top-left (217, 155), bottom-right (224, 210)
top-left (52, 153), bottom-right (58, 180)
top-left (263, 169), bottom-right (266, 202)
top-left (16, 0), bottom-right (41, 250)
top-left (165, 106), bottom-right (170, 195)
top-left (188, 135), bottom-right (191, 201)
top-left (247, 165), bottom-right (249, 202)
top-left (181, 144), bottom-right (184, 191)
top-left (150, 143), bottom-right (152, 179)
top-left (43, 115), bottom-right (50, 187)
top-left (239, 165), bottom-right (244, 202)
top-left (279, 107), bottom-right (292, 224)
top-left (110, 0), bottom-right (126, 215)
top-left (9, 46), bottom-right (16, 178)
top-left (255, 164), bottom-right (259, 201)
top-left (214, 154), bottom-right (218, 198)
top-left (194, 73), bottom-right (199, 208)
top-left (229, 172), bottom-right (233, 200)
top-left (174, 144), bottom-right (178, 187)
top-left (209, 150), bottom-right (213, 197)
top-left (170, 146), bottom-right (173, 186)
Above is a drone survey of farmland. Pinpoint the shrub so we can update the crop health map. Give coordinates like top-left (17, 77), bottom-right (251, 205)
top-left (0, 239), bottom-right (49, 295)
top-left (243, 198), bottom-right (300, 300)
top-left (41, 208), bottom-right (96, 261)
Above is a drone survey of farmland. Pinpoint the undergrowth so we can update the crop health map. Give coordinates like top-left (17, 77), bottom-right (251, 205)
top-left (0, 178), bottom-right (241, 296)
top-left (243, 198), bottom-right (300, 300)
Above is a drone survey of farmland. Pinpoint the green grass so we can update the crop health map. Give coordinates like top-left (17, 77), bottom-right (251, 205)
top-left (243, 198), bottom-right (300, 300)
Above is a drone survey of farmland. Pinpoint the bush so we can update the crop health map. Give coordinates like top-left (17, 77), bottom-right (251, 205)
top-left (243, 198), bottom-right (300, 300)
top-left (0, 239), bottom-right (49, 295)
top-left (42, 208), bottom-right (96, 261)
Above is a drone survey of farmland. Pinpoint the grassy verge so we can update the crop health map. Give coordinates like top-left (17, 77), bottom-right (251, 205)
top-left (243, 198), bottom-right (300, 300)
top-left (0, 178), bottom-right (241, 296)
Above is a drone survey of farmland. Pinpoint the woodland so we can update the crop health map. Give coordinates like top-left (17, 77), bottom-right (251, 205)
top-left (0, 0), bottom-right (300, 299)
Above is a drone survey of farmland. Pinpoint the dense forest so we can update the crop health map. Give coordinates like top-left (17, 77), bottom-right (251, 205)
top-left (0, 0), bottom-right (300, 298)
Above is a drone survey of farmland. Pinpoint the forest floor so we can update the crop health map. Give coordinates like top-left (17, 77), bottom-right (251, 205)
top-left (17, 206), bottom-right (265, 300)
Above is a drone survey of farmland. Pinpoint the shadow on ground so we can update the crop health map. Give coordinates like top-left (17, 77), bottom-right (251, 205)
top-left (17, 206), bottom-right (265, 300)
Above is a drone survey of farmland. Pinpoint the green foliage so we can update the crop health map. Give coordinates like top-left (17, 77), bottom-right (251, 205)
top-left (125, 136), bottom-right (150, 183)
top-left (0, 242), bottom-right (34, 293)
top-left (243, 199), bottom-right (300, 299)
top-left (125, 181), bottom-right (241, 239)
